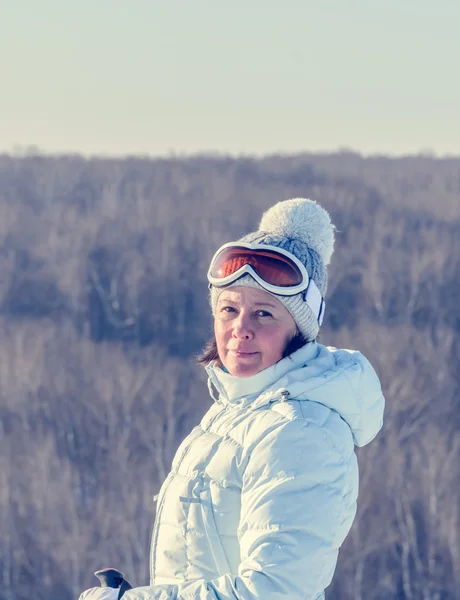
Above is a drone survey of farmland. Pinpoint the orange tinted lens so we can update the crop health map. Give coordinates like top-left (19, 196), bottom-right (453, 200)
top-left (212, 247), bottom-right (302, 287)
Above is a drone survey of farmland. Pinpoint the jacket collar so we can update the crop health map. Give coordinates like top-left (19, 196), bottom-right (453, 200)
top-left (205, 342), bottom-right (320, 407)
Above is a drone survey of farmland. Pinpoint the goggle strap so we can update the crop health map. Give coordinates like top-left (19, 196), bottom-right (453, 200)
top-left (303, 280), bottom-right (325, 325)
top-left (319, 298), bottom-right (326, 327)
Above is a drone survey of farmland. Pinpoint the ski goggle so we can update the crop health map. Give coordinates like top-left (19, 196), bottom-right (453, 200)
top-left (207, 242), bottom-right (325, 325)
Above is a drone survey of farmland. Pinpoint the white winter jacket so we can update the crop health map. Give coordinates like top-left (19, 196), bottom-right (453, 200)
top-left (79, 587), bottom-right (120, 600)
top-left (125, 342), bottom-right (384, 600)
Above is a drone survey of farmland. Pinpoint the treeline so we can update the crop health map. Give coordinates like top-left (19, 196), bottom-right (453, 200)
top-left (0, 151), bottom-right (459, 599)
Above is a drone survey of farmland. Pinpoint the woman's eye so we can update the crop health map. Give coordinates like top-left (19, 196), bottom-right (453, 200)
top-left (222, 306), bottom-right (236, 313)
top-left (256, 310), bottom-right (272, 318)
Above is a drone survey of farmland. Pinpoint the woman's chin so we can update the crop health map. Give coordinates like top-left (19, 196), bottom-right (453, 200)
top-left (225, 355), bottom-right (262, 377)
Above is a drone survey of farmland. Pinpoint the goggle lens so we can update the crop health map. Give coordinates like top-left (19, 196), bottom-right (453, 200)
top-left (210, 247), bottom-right (303, 287)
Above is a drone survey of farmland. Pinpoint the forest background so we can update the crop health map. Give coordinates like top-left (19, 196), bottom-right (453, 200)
top-left (0, 150), bottom-right (459, 600)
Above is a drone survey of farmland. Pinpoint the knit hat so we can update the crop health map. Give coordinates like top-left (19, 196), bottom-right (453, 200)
top-left (209, 198), bottom-right (335, 341)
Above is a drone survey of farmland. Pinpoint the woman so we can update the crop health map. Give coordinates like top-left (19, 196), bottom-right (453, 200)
top-left (125, 198), bottom-right (385, 599)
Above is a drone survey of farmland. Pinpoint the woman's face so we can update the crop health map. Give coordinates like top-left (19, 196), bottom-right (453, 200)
top-left (214, 286), bottom-right (297, 377)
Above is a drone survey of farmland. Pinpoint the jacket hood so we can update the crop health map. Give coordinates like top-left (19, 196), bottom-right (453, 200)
top-left (206, 342), bottom-right (384, 447)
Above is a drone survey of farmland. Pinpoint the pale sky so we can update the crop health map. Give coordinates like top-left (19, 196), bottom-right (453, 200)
top-left (1, 0), bottom-right (459, 157)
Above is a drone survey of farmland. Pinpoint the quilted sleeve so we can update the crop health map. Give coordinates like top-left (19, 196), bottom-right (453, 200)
top-left (124, 418), bottom-right (354, 600)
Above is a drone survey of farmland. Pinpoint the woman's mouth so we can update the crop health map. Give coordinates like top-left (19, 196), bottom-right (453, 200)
top-left (230, 350), bottom-right (258, 357)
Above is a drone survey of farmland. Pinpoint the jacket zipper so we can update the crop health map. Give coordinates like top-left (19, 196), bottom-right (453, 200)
top-left (280, 390), bottom-right (290, 402)
top-left (264, 389), bottom-right (290, 406)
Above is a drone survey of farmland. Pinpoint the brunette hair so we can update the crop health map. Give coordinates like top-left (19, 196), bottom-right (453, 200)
top-left (196, 332), bottom-right (310, 368)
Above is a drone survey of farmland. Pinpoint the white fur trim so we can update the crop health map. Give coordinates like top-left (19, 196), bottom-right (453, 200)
top-left (258, 198), bottom-right (335, 265)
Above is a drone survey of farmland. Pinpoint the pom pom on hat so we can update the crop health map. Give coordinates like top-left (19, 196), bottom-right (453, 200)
top-left (259, 198), bottom-right (335, 265)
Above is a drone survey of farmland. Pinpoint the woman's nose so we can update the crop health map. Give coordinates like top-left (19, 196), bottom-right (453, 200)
top-left (232, 313), bottom-right (254, 339)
